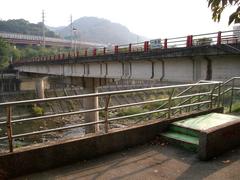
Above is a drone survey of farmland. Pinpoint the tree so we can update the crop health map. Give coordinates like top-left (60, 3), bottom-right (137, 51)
top-left (208, 0), bottom-right (240, 25)
top-left (0, 38), bottom-right (22, 69)
top-left (0, 38), bottom-right (11, 68)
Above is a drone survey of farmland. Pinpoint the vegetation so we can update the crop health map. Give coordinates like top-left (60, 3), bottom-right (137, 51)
top-left (0, 19), bottom-right (58, 37)
top-left (208, 0), bottom-right (240, 25)
top-left (32, 105), bottom-right (44, 116)
top-left (0, 37), bottom-right (68, 68)
top-left (18, 46), bottom-right (61, 59)
top-left (0, 38), bottom-right (21, 69)
top-left (230, 102), bottom-right (240, 112)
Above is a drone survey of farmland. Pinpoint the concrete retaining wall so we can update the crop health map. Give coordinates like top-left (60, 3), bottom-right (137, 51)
top-left (0, 108), bottom-right (222, 178)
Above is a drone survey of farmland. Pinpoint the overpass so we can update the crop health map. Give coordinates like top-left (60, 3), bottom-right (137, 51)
top-left (13, 30), bottom-right (240, 83)
top-left (0, 31), bottom-right (105, 48)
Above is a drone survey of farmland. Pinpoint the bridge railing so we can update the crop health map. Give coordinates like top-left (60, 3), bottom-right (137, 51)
top-left (0, 81), bottom-right (222, 153)
top-left (12, 29), bottom-right (240, 65)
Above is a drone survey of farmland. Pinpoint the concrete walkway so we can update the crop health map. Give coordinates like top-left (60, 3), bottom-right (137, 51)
top-left (15, 141), bottom-right (240, 180)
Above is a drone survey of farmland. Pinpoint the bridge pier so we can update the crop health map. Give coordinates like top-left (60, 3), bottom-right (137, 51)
top-left (84, 77), bottom-right (100, 133)
top-left (35, 78), bottom-right (45, 99)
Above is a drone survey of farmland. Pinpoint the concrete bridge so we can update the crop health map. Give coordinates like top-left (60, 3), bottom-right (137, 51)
top-left (0, 31), bottom-right (105, 48)
top-left (13, 30), bottom-right (240, 83)
top-left (11, 30), bottom-right (240, 98)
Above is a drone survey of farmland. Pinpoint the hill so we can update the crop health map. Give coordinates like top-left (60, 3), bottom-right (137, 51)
top-left (0, 19), bottom-right (58, 37)
top-left (52, 17), bottom-right (145, 44)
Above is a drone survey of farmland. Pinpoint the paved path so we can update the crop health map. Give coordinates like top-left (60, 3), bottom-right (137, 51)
top-left (15, 141), bottom-right (240, 180)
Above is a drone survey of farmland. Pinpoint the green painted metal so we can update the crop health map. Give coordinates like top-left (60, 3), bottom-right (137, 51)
top-left (169, 125), bottom-right (199, 137)
top-left (173, 113), bottom-right (240, 131)
top-left (162, 131), bottom-right (199, 145)
top-left (161, 131), bottom-right (199, 152)
top-left (161, 113), bottom-right (240, 152)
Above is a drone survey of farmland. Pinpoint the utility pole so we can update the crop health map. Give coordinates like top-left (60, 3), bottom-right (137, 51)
top-left (42, 10), bottom-right (46, 48)
top-left (70, 14), bottom-right (73, 50)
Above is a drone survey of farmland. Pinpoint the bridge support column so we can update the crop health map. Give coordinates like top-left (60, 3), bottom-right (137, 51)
top-left (35, 78), bottom-right (45, 99)
top-left (84, 77), bottom-right (100, 134)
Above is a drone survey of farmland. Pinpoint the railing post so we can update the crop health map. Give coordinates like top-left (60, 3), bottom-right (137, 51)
top-left (6, 106), bottom-right (13, 152)
top-left (168, 88), bottom-right (175, 119)
top-left (189, 35), bottom-right (193, 47)
top-left (93, 48), bottom-right (97, 56)
top-left (217, 31), bottom-right (222, 45)
top-left (217, 82), bottom-right (222, 107)
top-left (128, 43), bottom-right (132, 53)
top-left (144, 41), bottom-right (149, 52)
top-left (104, 95), bottom-right (111, 133)
top-left (229, 79), bottom-right (235, 113)
top-left (103, 47), bottom-right (106, 55)
top-left (114, 45), bottom-right (118, 54)
top-left (210, 84), bottom-right (217, 109)
top-left (164, 39), bottom-right (168, 49)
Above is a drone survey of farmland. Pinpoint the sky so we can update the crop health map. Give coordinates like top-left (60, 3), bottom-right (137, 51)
top-left (0, 0), bottom-right (237, 39)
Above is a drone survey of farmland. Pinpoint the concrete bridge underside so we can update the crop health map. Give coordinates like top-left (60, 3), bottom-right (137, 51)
top-left (16, 55), bottom-right (240, 83)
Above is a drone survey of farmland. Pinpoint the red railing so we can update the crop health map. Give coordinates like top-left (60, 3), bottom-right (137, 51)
top-left (14, 29), bottom-right (240, 64)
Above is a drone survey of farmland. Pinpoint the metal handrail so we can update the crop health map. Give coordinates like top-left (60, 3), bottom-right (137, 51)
top-left (1, 78), bottom-right (239, 153)
top-left (0, 82), bottom-right (219, 107)
top-left (0, 81), bottom-right (220, 153)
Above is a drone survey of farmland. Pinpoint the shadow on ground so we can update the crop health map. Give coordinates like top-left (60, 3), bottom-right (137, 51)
top-left (15, 142), bottom-right (240, 180)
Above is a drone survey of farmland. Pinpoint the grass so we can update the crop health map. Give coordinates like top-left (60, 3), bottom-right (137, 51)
top-left (231, 102), bottom-right (240, 113)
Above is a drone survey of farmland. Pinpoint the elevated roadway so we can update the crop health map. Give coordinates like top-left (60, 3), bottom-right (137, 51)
top-left (13, 30), bottom-right (240, 83)
top-left (0, 31), bottom-right (105, 48)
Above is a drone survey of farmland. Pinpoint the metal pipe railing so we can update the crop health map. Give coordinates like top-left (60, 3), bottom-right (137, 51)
top-left (2, 79), bottom-right (240, 154)
top-left (0, 82), bottom-right (219, 107)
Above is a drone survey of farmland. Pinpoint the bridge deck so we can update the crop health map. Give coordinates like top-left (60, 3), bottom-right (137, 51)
top-left (15, 140), bottom-right (240, 180)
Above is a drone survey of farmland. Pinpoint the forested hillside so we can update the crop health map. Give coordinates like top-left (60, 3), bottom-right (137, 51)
top-left (0, 19), bottom-right (58, 37)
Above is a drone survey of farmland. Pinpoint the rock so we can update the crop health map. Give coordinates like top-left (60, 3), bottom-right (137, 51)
top-left (222, 160), bottom-right (231, 164)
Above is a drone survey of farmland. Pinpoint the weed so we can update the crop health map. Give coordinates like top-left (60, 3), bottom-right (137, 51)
top-left (32, 105), bottom-right (44, 116)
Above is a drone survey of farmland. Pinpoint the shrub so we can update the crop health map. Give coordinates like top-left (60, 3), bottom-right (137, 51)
top-left (32, 105), bottom-right (44, 116)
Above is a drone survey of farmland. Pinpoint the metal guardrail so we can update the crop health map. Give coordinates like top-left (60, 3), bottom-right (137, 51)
top-left (0, 81), bottom-right (221, 153)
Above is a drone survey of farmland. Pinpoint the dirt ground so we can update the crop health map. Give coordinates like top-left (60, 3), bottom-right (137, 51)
top-left (15, 142), bottom-right (240, 180)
